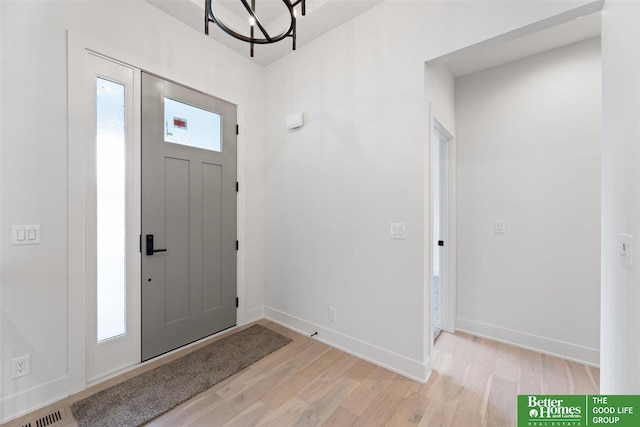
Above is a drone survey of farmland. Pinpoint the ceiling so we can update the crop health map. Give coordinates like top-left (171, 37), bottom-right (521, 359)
top-left (146, 1), bottom-right (601, 69)
top-left (145, 0), bottom-right (383, 66)
top-left (446, 11), bottom-right (601, 77)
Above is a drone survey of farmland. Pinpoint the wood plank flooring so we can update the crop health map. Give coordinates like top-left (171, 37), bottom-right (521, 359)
top-left (2, 320), bottom-right (599, 427)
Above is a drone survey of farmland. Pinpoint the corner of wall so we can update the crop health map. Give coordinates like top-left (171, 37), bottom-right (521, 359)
top-left (264, 307), bottom-right (429, 383)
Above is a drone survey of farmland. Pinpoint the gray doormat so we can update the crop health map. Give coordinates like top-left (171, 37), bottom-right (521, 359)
top-left (71, 324), bottom-right (292, 427)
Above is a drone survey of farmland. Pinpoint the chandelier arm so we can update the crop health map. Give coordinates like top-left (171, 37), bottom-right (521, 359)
top-left (292, 17), bottom-right (296, 50)
top-left (205, 0), bottom-right (212, 35)
top-left (291, 0), bottom-right (306, 15)
top-left (250, 0), bottom-right (255, 56)
top-left (239, 0), bottom-right (273, 42)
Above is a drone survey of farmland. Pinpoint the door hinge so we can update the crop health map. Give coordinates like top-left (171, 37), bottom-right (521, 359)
top-left (236, 297), bottom-right (239, 308)
top-left (438, 240), bottom-right (444, 247)
top-left (139, 234), bottom-right (142, 253)
top-left (236, 240), bottom-right (239, 251)
top-left (236, 182), bottom-right (239, 192)
top-left (236, 124), bottom-right (239, 135)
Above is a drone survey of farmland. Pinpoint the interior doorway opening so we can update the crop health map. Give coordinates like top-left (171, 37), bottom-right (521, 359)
top-left (430, 118), bottom-right (455, 345)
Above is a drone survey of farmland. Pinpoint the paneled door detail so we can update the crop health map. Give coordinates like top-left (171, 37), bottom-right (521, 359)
top-left (141, 73), bottom-right (237, 361)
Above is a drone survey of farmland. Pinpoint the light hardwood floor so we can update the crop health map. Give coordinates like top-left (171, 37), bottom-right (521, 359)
top-left (3, 320), bottom-right (599, 427)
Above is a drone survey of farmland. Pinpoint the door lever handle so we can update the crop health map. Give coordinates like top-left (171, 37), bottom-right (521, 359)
top-left (146, 234), bottom-right (167, 256)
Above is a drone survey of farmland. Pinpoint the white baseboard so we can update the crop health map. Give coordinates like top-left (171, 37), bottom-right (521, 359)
top-left (245, 306), bottom-right (264, 324)
top-left (264, 307), bottom-right (429, 382)
top-left (456, 317), bottom-right (599, 367)
top-left (0, 376), bottom-right (69, 424)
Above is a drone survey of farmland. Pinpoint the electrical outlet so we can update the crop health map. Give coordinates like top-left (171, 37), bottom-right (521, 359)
top-left (328, 307), bottom-right (337, 322)
top-left (10, 355), bottom-right (30, 379)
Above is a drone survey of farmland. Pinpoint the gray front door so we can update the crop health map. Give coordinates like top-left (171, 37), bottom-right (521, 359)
top-left (141, 73), bottom-right (237, 361)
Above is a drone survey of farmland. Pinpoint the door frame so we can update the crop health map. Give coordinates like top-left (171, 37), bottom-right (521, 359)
top-left (426, 104), bottom-right (456, 356)
top-left (84, 52), bottom-right (141, 383)
top-left (68, 31), bottom-right (248, 393)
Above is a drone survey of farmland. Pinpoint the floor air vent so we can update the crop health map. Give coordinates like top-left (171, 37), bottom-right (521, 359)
top-left (19, 423), bottom-right (32, 427)
top-left (33, 408), bottom-right (67, 427)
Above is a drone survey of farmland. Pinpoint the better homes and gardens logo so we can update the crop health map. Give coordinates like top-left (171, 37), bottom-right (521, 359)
top-left (522, 395), bottom-right (584, 426)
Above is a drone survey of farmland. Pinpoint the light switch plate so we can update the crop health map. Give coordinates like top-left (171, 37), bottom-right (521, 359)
top-left (620, 233), bottom-right (634, 268)
top-left (11, 225), bottom-right (41, 245)
top-left (495, 220), bottom-right (506, 234)
top-left (390, 223), bottom-right (406, 240)
top-left (328, 307), bottom-right (336, 322)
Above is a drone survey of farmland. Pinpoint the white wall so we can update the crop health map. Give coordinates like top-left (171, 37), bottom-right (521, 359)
top-left (455, 38), bottom-right (601, 364)
top-left (600, 0), bottom-right (640, 393)
top-left (263, 0), bottom-right (597, 380)
top-left (0, 1), bottom-right (265, 421)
